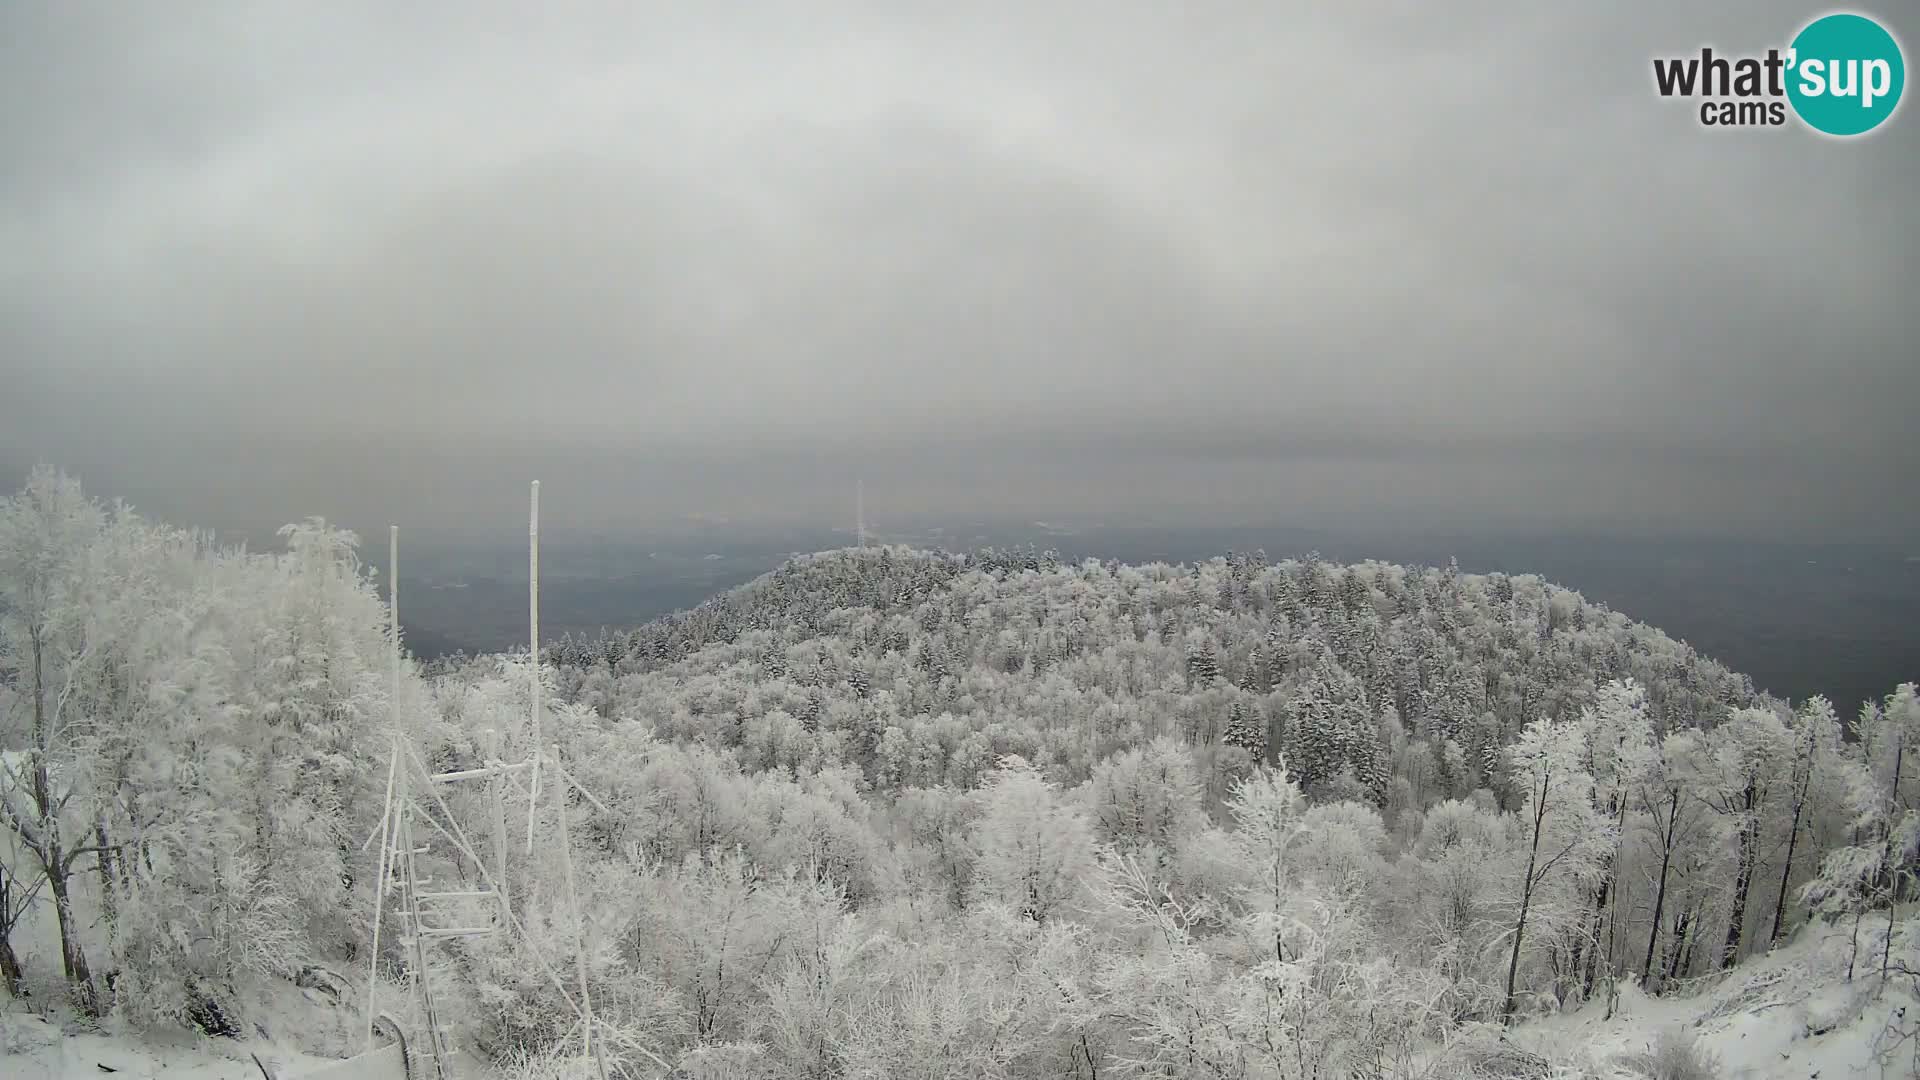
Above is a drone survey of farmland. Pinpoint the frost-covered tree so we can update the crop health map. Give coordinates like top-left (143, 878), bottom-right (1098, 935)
top-left (1632, 728), bottom-right (1728, 990)
top-left (1226, 762), bottom-right (1310, 960)
top-left (1569, 678), bottom-right (1654, 998)
top-left (1224, 698), bottom-right (1264, 759)
top-left (1293, 800), bottom-right (1390, 912)
top-left (1768, 695), bottom-right (1851, 946)
top-left (0, 467), bottom-right (112, 1014)
top-left (1, 806), bottom-right (47, 996)
top-left (1183, 628), bottom-right (1219, 687)
top-left (972, 757), bottom-right (1094, 923)
top-left (1500, 717), bottom-right (1611, 1022)
top-left (1402, 798), bottom-right (1512, 1019)
top-left (1805, 684), bottom-right (1920, 986)
top-left (224, 519), bottom-right (390, 957)
top-left (1081, 736), bottom-right (1204, 862)
top-left (1701, 705), bottom-right (1794, 968)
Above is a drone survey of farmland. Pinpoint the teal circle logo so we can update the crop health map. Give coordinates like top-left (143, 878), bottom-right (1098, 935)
top-left (1786, 13), bottom-right (1905, 136)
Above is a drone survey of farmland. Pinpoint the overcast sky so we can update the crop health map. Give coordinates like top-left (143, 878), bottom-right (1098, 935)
top-left (2, 3), bottom-right (1914, 545)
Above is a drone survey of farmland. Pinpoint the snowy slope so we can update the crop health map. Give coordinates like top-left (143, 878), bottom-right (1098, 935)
top-left (1507, 915), bottom-right (1917, 1080)
top-left (0, 938), bottom-right (382, 1080)
top-left (1, 1010), bottom-right (343, 1080)
top-left (2, 974), bottom-right (498, 1080)
top-left (1, 1010), bottom-right (484, 1080)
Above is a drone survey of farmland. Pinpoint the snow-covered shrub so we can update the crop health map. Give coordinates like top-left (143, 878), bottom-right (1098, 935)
top-left (1616, 1027), bottom-right (1721, 1080)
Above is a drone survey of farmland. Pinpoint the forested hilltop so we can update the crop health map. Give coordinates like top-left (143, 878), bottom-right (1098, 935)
top-left (5, 469), bottom-right (1917, 1079)
top-left (538, 545), bottom-right (1770, 805)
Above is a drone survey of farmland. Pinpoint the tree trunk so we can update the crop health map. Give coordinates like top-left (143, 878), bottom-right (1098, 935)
top-left (1603, 872), bottom-right (1625, 1019)
top-left (1565, 899), bottom-right (1594, 1000)
top-left (1719, 780), bottom-right (1758, 969)
top-left (1664, 906), bottom-right (1692, 983)
top-left (1770, 774), bottom-right (1809, 947)
top-left (1642, 789), bottom-right (1680, 985)
top-left (0, 867), bottom-right (23, 998)
top-left (0, 932), bottom-right (21, 998)
top-left (94, 819), bottom-right (118, 932)
top-left (28, 634), bottom-right (100, 1016)
top-left (1677, 910), bottom-right (1699, 979)
top-left (1503, 863), bottom-right (1539, 1023)
top-left (1574, 789), bottom-right (1626, 997)
top-left (1580, 874), bottom-right (1612, 998)
top-left (45, 863), bottom-right (99, 1016)
top-left (1877, 735), bottom-right (1903, 991)
top-left (1503, 774), bottom-right (1549, 1024)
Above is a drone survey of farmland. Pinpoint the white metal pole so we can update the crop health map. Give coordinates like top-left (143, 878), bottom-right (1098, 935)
top-left (487, 728), bottom-right (510, 921)
top-left (366, 524), bottom-right (402, 1051)
top-left (552, 745), bottom-right (600, 1079)
top-left (390, 525), bottom-right (400, 729)
top-left (526, 480), bottom-right (542, 854)
top-left (364, 743), bottom-right (398, 1052)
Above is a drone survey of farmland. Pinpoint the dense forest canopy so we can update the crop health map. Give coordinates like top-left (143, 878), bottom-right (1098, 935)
top-left (537, 544), bottom-right (1771, 800)
top-left (3, 469), bottom-right (1916, 1079)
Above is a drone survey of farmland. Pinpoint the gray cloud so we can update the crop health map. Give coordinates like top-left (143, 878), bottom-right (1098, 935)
top-left (2, 2), bottom-right (1915, 542)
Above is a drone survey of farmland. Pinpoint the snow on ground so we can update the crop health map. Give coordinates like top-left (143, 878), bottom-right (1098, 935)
top-left (2, 894), bottom-right (378, 1080)
top-left (1, 1009), bottom-right (343, 1080)
top-left (1, 1006), bottom-right (491, 1080)
top-left (6, 912), bottom-right (1914, 1079)
top-left (1509, 914), bottom-right (1918, 1079)
top-left (1, 969), bottom-right (500, 1080)
top-left (0, 853), bottom-right (490, 1080)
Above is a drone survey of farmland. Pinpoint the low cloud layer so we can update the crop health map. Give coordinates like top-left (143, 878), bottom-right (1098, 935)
top-left (3, 3), bottom-right (1915, 542)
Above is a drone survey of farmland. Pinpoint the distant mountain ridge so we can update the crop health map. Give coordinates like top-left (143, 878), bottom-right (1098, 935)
top-left (396, 526), bottom-right (1915, 719)
top-left (538, 545), bottom-right (1765, 801)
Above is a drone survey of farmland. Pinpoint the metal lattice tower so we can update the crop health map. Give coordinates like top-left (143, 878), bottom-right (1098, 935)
top-left (370, 737), bottom-right (525, 1080)
top-left (367, 490), bottom-right (609, 1080)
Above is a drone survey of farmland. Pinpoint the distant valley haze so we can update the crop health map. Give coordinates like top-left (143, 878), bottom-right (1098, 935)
top-left (354, 515), bottom-right (1912, 726)
top-left (2, 2), bottom-right (1913, 714)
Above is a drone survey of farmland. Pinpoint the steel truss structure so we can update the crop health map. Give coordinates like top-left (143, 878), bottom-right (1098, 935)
top-left (364, 483), bottom-right (612, 1080)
